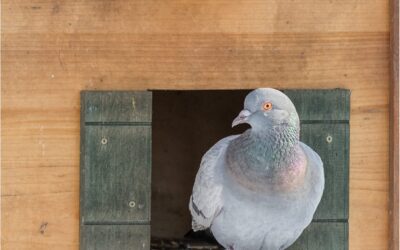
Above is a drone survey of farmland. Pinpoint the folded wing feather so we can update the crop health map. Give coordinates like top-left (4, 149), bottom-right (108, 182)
top-left (189, 135), bottom-right (239, 231)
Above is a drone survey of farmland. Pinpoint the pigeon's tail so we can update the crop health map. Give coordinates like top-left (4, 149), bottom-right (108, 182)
top-left (184, 229), bottom-right (220, 245)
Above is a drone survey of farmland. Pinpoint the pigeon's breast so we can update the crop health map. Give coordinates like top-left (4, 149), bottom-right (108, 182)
top-left (211, 179), bottom-right (313, 249)
top-left (226, 133), bottom-right (308, 193)
top-left (211, 141), bottom-right (324, 249)
top-left (273, 147), bottom-right (307, 192)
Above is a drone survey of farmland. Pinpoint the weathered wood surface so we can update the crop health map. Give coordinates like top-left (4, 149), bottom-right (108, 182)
top-left (2, 0), bottom-right (390, 249)
top-left (83, 91), bottom-right (152, 123)
top-left (81, 225), bottom-right (150, 250)
top-left (80, 92), bottom-right (152, 249)
top-left (284, 89), bottom-right (350, 121)
top-left (83, 126), bottom-right (151, 223)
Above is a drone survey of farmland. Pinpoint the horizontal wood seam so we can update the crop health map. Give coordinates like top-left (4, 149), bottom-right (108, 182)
top-left (301, 120), bottom-right (349, 124)
top-left (83, 221), bottom-right (151, 226)
top-left (85, 121), bottom-right (152, 126)
top-left (311, 219), bottom-right (348, 223)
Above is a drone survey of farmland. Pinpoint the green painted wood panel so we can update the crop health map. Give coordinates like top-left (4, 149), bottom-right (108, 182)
top-left (81, 225), bottom-right (150, 250)
top-left (80, 91), bottom-right (152, 250)
top-left (288, 222), bottom-right (348, 250)
top-left (283, 89), bottom-right (350, 121)
top-left (84, 91), bottom-right (152, 123)
top-left (83, 126), bottom-right (151, 223)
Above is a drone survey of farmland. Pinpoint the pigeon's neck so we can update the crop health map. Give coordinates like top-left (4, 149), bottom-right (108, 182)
top-left (228, 124), bottom-right (300, 168)
top-left (226, 124), bottom-right (306, 191)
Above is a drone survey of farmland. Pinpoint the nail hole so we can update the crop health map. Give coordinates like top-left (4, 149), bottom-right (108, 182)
top-left (326, 135), bottom-right (333, 143)
top-left (129, 201), bottom-right (136, 208)
top-left (101, 138), bottom-right (108, 145)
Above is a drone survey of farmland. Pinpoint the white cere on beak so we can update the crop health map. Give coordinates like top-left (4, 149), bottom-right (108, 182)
top-left (232, 109), bottom-right (252, 127)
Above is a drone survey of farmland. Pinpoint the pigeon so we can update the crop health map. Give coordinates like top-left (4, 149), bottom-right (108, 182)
top-left (189, 88), bottom-right (324, 250)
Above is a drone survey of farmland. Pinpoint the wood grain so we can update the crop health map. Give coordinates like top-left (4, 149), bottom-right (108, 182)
top-left (284, 89), bottom-right (350, 121)
top-left (83, 91), bottom-right (152, 123)
top-left (83, 126), bottom-right (151, 223)
top-left (390, 0), bottom-right (400, 249)
top-left (81, 225), bottom-right (150, 250)
top-left (2, 0), bottom-right (389, 33)
top-left (1, 0), bottom-right (390, 249)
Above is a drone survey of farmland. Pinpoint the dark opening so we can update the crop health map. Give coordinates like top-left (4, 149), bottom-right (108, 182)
top-left (152, 90), bottom-right (251, 241)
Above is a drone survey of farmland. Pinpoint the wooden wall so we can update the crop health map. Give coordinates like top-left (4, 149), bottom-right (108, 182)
top-left (1, 1), bottom-right (390, 249)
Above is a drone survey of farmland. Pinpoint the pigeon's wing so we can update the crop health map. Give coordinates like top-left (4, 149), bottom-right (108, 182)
top-left (300, 142), bottom-right (325, 210)
top-left (189, 135), bottom-right (239, 231)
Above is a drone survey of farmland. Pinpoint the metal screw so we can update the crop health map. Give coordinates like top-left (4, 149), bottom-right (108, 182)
top-left (101, 138), bottom-right (108, 145)
top-left (326, 135), bottom-right (333, 143)
top-left (129, 201), bottom-right (136, 208)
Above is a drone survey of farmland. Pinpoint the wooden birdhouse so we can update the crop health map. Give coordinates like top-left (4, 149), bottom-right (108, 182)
top-left (2, 1), bottom-right (398, 250)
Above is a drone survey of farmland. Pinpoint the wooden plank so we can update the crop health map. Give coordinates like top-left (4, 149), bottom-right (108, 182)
top-left (81, 225), bottom-right (150, 250)
top-left (83, 91), bottom-right (152, 123)
top-left (82, 126), bottom-right (151, 223)
top-left (2, 33), bottom-right (389, 89)
top-left (284, 89), bottom-right (350, 121)
top-left (2, 0), bottom-right (388, 34)
top-left (301, 123), bottom-right (349, 220)
top-left (288, 222), bottom-right (348, 250)
top-left (390, 0), bottom-right (400, 249)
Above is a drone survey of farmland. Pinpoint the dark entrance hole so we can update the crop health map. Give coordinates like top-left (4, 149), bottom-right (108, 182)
top-left (152, 90), bottom-right (250, 239)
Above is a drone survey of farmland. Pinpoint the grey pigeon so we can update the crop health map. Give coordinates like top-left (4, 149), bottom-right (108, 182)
top-left (189, 88), bottom-right (324, 250)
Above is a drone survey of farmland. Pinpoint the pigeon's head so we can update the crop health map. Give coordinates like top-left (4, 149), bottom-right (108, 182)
top-left (232, 88), bottom-right (299, 131)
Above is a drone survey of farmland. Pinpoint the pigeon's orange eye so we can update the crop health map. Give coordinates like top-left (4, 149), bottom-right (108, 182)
top-left (263, 102), bottom-right (273, 111)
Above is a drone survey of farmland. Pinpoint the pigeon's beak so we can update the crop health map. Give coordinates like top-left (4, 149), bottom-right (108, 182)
top-left (232, 109), bottom-right (251, 127)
